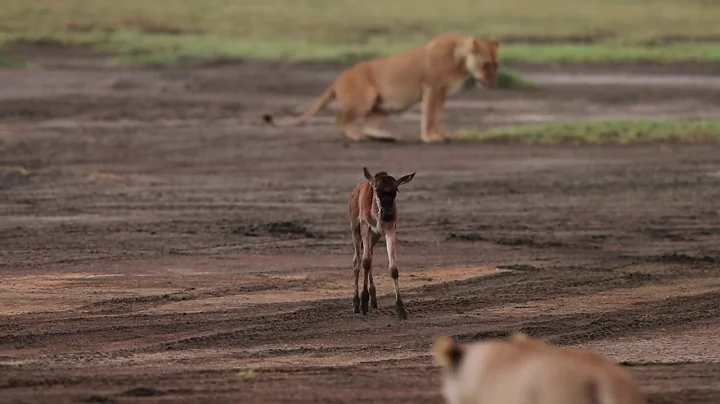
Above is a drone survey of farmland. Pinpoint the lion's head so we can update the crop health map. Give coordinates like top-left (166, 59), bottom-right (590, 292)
top-left (456, 37), bottom-right (500, 88)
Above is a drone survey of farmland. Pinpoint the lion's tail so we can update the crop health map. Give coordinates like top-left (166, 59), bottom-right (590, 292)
top-left (262, 86), bottom-right (336, 127)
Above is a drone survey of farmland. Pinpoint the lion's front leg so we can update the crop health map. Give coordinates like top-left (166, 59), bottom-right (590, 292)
top-left (430, 92), bottom-right (451, 142)
top-left (420, 86), bottom-right (450, 143)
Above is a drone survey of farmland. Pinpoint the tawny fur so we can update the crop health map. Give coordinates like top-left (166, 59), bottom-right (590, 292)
top-left (348, 167), bottom-right (415, 319)
top-left (263, 34), bottom-right (500, 143)
top-left (433, 334), bottom-right (647, 404)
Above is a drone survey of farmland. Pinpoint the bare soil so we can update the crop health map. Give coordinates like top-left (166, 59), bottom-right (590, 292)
top-left (2, 46), bottom-right (720, 403)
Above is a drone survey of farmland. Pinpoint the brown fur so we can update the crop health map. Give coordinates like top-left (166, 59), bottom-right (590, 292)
top-left (348, 167), bottom-right (415, 319)
top-left (433, 334), bottom-right (647, 404)
top-left (263, 34), bottom-right (500, 143)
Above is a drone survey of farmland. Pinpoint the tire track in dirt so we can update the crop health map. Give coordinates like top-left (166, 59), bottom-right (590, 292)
top-left (3, 266), bottom-right (717, 364)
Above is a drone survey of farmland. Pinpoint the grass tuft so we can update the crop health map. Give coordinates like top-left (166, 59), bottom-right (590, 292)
top-left (0, 165), bottom-right (31, 177)
top-left (459, 120), bottom-right (720, 145)
top-left (461, 69), bottom-right (537, 90)
top-left (495, 70), bottom-right (537, 89)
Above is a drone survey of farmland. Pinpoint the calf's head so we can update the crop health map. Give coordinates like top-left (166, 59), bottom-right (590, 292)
top-left (363, 167), bottom-right (415, 222)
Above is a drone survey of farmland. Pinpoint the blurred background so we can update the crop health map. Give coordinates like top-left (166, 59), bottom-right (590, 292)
top-left (1, 0), bottom-right (719, 66)
top-left (2, 2), bottom-right (720, 404)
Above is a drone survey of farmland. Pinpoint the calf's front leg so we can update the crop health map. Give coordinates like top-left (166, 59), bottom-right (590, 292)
top-left (385, 228), bottom-right (408, 320)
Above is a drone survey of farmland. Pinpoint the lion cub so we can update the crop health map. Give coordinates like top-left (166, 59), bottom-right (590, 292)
top-left (433, 334), bottom-right (646, 404)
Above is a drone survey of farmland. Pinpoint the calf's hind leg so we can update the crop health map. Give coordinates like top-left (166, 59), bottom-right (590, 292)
top-left (360, 226), bottom-right (378, 315)
top-left (368, 232), bottom-right (381, 309)
top-left (351, 221), bottom-right (362, 313)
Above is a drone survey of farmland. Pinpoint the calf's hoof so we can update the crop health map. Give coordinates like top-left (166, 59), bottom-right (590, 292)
top-left (361, 290), bottom-right (370, 315)
top-left (396, 299), bottom-right (408, 320)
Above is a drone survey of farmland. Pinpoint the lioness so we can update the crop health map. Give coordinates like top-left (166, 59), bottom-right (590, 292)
top-left (433, 334), bottom-right (646, 404)
top-left (262, 34), bottom-right (499, 143)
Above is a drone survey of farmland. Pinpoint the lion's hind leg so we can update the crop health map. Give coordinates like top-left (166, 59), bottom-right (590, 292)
top-left (335, 109), bottom-right (366, 141)
top-left (333, 73), bottom-right (386, 142)
top-left (362, 112), bottom-right (397, 143)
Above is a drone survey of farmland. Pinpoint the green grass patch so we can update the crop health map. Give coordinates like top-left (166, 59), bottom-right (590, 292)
top-left (7, 32), bottom-right (720, 68)
top-left (500, 43), bottom-right (720, 64)
top-left (4, 31), bottom-right (535, 88)
top-left (459, 120), bottom-right (720, 145)
top-left (0, 51), bottom-right (25, 68)
top-left (461, 69), bottom-right (537, 90)
top-left (95, 35), bottom-right (720, 66)
top-left (495, 70), bottom-right (537, 89)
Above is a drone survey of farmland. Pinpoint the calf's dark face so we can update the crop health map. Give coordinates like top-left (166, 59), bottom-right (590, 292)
top-left (375, 178), bottom-right (398, 222)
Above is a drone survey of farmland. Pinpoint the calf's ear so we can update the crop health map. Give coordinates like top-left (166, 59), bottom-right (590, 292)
top-left (363, 167), bottom-right (373, 181)
top-left (396, 172), bottom-right (415, 186)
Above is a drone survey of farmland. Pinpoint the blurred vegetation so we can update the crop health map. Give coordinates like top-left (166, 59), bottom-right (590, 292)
top-left (0, 53), bottom-right (26, 67)
top-left (2, 0), bottom-right (719, 43)
top-left (459, 120), bottom-right (720, 145)
top-left (0, 0), bottom-right (719, 65)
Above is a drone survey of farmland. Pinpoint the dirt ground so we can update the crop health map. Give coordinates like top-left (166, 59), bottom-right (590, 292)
top-left (2, 45), bottom-right (720, 403)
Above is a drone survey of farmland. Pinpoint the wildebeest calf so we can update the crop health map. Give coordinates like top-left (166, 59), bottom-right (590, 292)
top-left (348, 167), bottom-right (416, 320)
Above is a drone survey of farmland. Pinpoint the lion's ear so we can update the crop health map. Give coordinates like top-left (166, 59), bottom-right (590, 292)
top-left (455, 37), bottom-right (475, 60)
top-left (433, 336), bottom-right (465, 372)
top-left (488, 39), bottom-right (500, 50)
